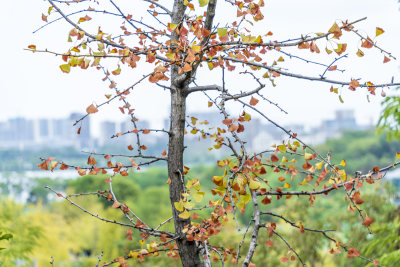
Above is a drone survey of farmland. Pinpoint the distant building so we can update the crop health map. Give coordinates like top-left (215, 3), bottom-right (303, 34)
top-left (322, 110), bottom-right (357, 133)
top-left (99, 121), bottom-right (117, 146)
top-left (70, 113), bottom-right (91, 148)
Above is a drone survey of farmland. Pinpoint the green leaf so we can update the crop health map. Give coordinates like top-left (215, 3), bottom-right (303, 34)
top-left (0, 233), bottom-right (13, 240)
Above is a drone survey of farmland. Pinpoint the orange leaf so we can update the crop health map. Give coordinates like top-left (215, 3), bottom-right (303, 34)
top-left (328, 65), bottom-right (337, 71)
top-left (361, 36), bottom-right (373, 49)
top-left (228, 124), bottom-right (238, 132)
top-left (222, 119), bottom-right (232, 125)
top-left (280, 256), bottom-right (289, 263)
top-left (362, 215), bottom-right (374, 227)
top-left (182, 63), bottom-right (192, 72)
top-left (266, 240), bottom-right (274, 247)
top-left (250, 96), bottom-right (259, 106)
top-left (86, 104), bottom-right (98, 114)
top-left (78, 15), bottom-right (92, 23)
top-left (347, 248), bottom-right (360, 258)
top-left (349, 80), bottom-right (360, 91)
top-left (383, 56), bottom-right (390, 63)
top-left (112, 201), bottom-right (122, 208)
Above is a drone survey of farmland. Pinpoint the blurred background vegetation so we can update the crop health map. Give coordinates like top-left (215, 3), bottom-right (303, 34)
top-left (0, 129), bottom-right (399, 266)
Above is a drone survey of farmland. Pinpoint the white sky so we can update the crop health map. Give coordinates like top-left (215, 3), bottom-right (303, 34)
top-left (0, 0), bottom-right (399, 136)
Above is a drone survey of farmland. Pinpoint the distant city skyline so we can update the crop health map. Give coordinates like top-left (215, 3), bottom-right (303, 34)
top-left (0, 0), bottom-right (399, 138)
top-left (0, 109), bottom-right (368, 151)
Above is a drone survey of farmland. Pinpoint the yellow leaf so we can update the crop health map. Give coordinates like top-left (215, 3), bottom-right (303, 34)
top-left (49, 161), bottom-right (58, 171)
top-left (300, 179), bottom-right (308, 185)
top-left (129, 251), bottom-right (138, 259)
top-left (193, 192), bottom-right (205, 202)
top-left (315, 162), bottom-right (323, 170)
top-left (277, 145), bottom-right (286, 153)
top-left (339, 159), bottom-right (346, 167)
top-left (174, 202), bottom-right (184, 212)
top-left (112, 65), bottom-right (121, 75)
top-left (28, 45), bottom-right (36, 50)
top-left (166, 52), bottom-right (176, 61)
top-left (199, 0), bottom-right (210, 7)
top-left (338, 169), bottom-right (347, 181)
top-left (191, 117), bottom-right (198, 125)
top-left (376, 27), bottom-right (384, 37)
top-left (284, 182), bottom-right (291, 188)
top-left (305, 153), bottom-right (313, 160)
top-left (325, 47), bottom-right (332, 55)
top-left (243, 112), bottom-right (251, 121)
top-left (217, 28), bottom-right (228, 37)
top-left (249, 179), bottom-right (261, 190)
top-left (192, 45), bottom-right (201, 53)
top-left (192, 180), bottom-right (201, 191)
top-left (168, 23), bottom-right (178, 31)
top-left (240, 193), bottom-right (251, 204)
top-left (71, 47), bottom-right (80, 53)
top-left (179, 210), bottom-right (190, 219)
top-left (78, 15), bottom-right (91, 23)
top-left (396, 152), bottom-right (400, 159)
top-left (59, 64), bottom-right (71, 73)
top-left (183, 201), bottom-right (194, 210)
top-left (356, 49), bottom-right (364, 57)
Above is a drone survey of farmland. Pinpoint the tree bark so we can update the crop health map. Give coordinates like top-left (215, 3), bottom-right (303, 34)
top-left (167, 1), bottom-right (219, 265)
top-left (168, 85), bottom-right (202, 266)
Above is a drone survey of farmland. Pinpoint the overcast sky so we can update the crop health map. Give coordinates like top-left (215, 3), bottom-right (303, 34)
top-left (0, 0), bottom-right (399, 136)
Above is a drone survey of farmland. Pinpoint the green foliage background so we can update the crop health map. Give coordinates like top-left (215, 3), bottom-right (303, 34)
top-left (0, 130), bottom-right (399, 266)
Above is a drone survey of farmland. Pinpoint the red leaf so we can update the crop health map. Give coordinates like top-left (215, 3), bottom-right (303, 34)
top-left (280, 256), bottom-right (289, 263)
top-left (347, 248), bottom-right (360, 258)
top-left (266, 240), bottom-right (274, 247)
top-left (237, 123), bottom-right (245, 133)
top-left (362, 215), bottom-right (374, 227)
top-left (57, 193), bottom-right (63, 198)
top-left (383, 56), bottom-right (390, 63)
top-left (271, 154), bottom-right (279, 162)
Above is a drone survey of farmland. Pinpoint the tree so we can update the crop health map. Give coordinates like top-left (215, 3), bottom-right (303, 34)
top-left (30, 1), bottom-right (400, 266)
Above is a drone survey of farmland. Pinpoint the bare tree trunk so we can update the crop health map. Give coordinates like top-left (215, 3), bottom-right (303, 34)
top-left (167, 1), bottom-right (218, 265)
top-left (168, 3), bottom-right (200, 265)
top-left (168, 84), bottom-right (202, 266)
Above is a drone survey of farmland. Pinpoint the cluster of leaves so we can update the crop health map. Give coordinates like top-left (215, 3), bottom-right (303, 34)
top-left (28, 0), bottom-right (400, 266)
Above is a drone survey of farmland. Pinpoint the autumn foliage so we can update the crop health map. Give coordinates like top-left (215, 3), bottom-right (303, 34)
top-left (30, 0), bottom-right (400, 266)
